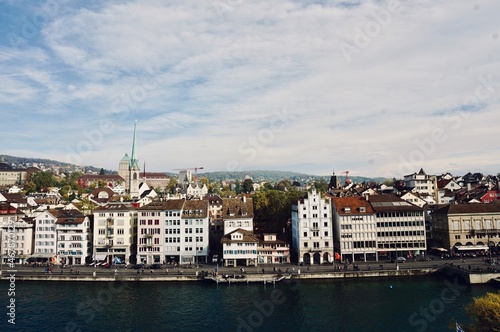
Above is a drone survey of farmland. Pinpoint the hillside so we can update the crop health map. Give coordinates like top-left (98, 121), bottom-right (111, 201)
top-left (0, 155), bottom-right (386, 183)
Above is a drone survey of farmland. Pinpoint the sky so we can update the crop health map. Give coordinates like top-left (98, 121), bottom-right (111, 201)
top-left (1, 0), bottom-right (499, 178)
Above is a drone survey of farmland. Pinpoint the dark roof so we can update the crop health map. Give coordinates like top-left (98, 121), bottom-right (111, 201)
top-left (222, 197), bottom-right (254, 219)
top-left (182, 200), bottom-right (208, 218)
top-left (432, 203), bottom-right (500, 215)
top-left (94, 203), bottom-right (136, 211)
top-left (1, 193), bottom-right (26, 204)
top-left (221, 228), bottom-right (259, 244)
top-left (78, 174), bottom-right (125, 181)
top-left (140, 200), bottom-right (185, 211)
top-left (368, 194), bottom-right (424, 212)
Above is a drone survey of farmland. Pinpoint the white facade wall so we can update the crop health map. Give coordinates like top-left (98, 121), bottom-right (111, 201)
top-left (1, 220), bottom-right (33, 263)
top-left (34, 211), bottom-right (57, 256)
top-left (94, 207), bottom-right (137, 264)
top-left (56, 217), bottom-right (91, 265)
top-left (293, 189), bottom-right (334, 265)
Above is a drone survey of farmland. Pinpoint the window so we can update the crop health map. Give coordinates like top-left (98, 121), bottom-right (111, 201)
top-left (303, 242), bottom-right (308, 248)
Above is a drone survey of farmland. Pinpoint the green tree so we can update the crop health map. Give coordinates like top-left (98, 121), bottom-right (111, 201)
top-left (97, 180), bottom-right (107, 188)
top-left (23, 181), bottom-right (37, 194)
top-left (99, 168), bottom-right (105, 175)
top-left (32, 171), bottom-right (55, 190)
top-left (464, 291), bottom-right (500, 332)
top-left (166, 177), bottom-right (178, 194)
top-left (242, 178), bottom-right (254, 193)
top-left (313, 178), bottom-right (329, 193)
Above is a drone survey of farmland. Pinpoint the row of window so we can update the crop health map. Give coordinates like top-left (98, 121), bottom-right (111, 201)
top-left (36, 234), bottom-right (55, 238)
top-left (376, 212), bottom-right (423, 218)
top-left (303, 242), bottom-right (329, 248)
top-left (377, 231), bottom-right (425, 237)
top-left (376, 221), bottom-right (424, 227)
top-left (98, 213), bottom-right (126, 217)
top-left (303, 231), bottom-right (329, 237)
top-left (223, 250), bottom-right (258, 255)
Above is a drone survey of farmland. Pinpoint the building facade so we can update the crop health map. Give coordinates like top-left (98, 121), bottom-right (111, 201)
top-left (137, 199), bottom-right (209, 265)
top-left (369, 195), bottom-right (427, 261)
top-left (1, 217), bottom-right (34, 264)
top-left (432, 204), bottom-right (500, 254)
top-left (257, 233), bottom-right (290, 264)
top-left (331, 196), bottom-right (377, 263)
top-left (93, 203), bottom-right (137, 265)
top-left (292, 189), bottom-right (334, 265)
top-left (56, 210), bottom-right (91, 265)
top-left (221, 228), bottom-right (259, 267)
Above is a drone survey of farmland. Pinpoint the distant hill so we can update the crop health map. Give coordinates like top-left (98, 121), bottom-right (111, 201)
top-left (0, 155), bottom-right (386, 183)
top-left (0, 155), bottom-right (114, 174)
top-left (199, 170), bottom-right (386, 184)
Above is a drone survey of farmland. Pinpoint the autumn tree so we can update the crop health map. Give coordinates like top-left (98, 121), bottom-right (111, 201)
top-left (464, 291), bottom-right (500, 332)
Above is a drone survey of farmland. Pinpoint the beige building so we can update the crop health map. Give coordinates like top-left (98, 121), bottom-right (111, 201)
top-left (432, 204), bottom-right (500, 254)
top-left (93, 203), bottom-right (138, 264)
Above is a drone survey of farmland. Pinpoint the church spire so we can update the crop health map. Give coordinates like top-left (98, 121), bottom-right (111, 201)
top-left (130, 121), bottom-right (139, 170)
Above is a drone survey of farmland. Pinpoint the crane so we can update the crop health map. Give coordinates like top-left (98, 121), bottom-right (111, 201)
top-left (341, 171), bottom-right (351, 184)
top-left (173, 167), bottom-right (205, 182)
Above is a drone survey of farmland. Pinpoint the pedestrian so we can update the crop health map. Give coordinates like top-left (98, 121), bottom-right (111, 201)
top-left (150, 270), bottom-right (154, 275)
top-left (165, 269), bottom-right (169, 275)
top-left (114, 268), bottom-right (118, 275)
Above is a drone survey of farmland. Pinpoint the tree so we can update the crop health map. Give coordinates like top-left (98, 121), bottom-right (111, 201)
top-left (99, 168), bottom-right (105, 175)
top-left (97, 180), bottom-right (107, 188)
top-left (242, 178), bottom-right (254, 193)
top-left (313, 178), bottom-right (329, 193)
top-left (464, 291), bottom-right (500, 332)
top-left (32, 171), bottom-right (55, 190)
top-left (23, 181), bottom-right (37, 194)
top-left (166, 177), bottom-right (178, 194)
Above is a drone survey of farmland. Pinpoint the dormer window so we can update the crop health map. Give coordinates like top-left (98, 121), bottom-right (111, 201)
top-left (344, 207), bottom-right (351, 213)
top-left (359, 207), bottom-right (366, 213)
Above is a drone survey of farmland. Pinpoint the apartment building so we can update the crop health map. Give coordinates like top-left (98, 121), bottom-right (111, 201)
top-left (93, 203), bottom-right (137, 265)
top-left (137, 199), bottom-right (209, 265)
top-left (432, 204), bottom-right (500, 254)
top-left (291, 189), bottom-right (334, 265)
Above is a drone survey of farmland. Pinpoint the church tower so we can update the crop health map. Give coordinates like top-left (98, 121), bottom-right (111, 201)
top-left (129, 121), bottom-right (141, 198)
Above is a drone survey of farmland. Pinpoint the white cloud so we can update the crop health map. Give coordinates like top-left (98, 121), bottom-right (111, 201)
top-left (1, 0), bottom-right (500, 177)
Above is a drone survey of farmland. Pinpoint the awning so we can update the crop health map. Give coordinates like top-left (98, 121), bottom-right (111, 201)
top-left (454, 245), bottom-right (488, 251)
top-left (93, 254), bottom-right (107, 261)
top-left (31, 253), bottom-right (56, 258)
top-left (431, 247), bottom-right (448, 252)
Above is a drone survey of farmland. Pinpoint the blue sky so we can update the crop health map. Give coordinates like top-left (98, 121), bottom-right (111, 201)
top-left (1, 0), bottom-right (499, 178)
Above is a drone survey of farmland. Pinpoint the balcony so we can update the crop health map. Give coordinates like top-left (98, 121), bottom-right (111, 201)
top-left (308, 247), bottom-right (322, 252)
top-left (144, 234), bottom-right (153, 238)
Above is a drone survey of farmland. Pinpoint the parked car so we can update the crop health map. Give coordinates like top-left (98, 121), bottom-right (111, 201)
top-left (149, 264), bottom-right (162, 269)
top-left (212, 255), bottom-right (218, 263)
top-left (396, 257), bottom-right (406, 263)
top-left (129, 264), bottom-right (145, 269)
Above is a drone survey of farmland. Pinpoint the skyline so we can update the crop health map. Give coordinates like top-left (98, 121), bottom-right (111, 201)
top-left (1, 1), bottom-right (499, 178)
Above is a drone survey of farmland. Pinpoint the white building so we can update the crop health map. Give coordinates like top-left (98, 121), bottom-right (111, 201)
top-left (221, 228), bottom-right (259, 267)
top-left (292, 189), bottom-right (334, 265)
top-left (331, 196), bottom-right (377, 263)
top-left (369, 194), bottom-right (427, 260)
top-left (93, 203), bottom-right (137, 265)
top-left (1, 217), bottom-right (34, 264)
top-left (404, 168), bottom-right (436, 197)
top-left (56, 210), bottom-right (91, 265)
top-left (33, 210), bottom-right (58, 259)
top-left (137, 199), bottom-right (209, 265)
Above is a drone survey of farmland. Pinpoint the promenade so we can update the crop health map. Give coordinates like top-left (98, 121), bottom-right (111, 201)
top-left (1, 255), bottom-right (497, 284)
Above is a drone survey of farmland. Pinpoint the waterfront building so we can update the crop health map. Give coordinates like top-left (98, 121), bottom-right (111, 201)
top-left (431, 204), bottom-right (500, 254)
top-left (137, 199), bottom-right (209, 265)
top-left (33, 209), bottom-right (58, 259)
top-left (369, 194), bottom-right (427, 260)
top-left (331, 196), bottom-right (377, 263)
top-left (1, 217), bottom-right (34, 264)
top-left (55, 209), bottom-right (91, 265)
top-left (205, 195), bottom-right (223, 233)
top-left (291, 189), bottom-right (334, 265)
top-left (221, 228), bottom-right (259, 267)
top-left (93, 203), bottom-right (138, 265)
top-left (257, 233), bottom-right (290, 264)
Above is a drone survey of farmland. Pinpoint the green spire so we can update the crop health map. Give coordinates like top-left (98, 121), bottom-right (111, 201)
top-left (130, 121), bottom-right (139, 170)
